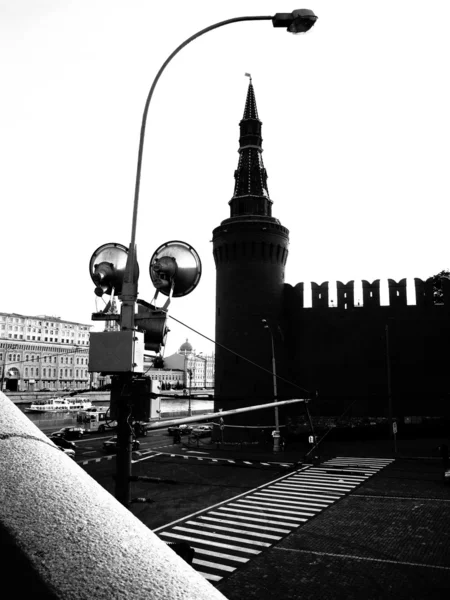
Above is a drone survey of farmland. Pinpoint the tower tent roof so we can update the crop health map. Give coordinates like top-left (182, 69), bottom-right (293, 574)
top-left (229, 79), bottom-right (272, 217)
top-left (243, 80), bottom-right (259, 120)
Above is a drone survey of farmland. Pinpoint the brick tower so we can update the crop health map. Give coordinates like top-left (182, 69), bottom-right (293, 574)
top-left (212, 78), bottom-right (290, 430)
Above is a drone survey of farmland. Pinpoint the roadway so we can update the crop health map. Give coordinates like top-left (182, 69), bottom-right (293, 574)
top-left (66, 430), bottom-right (397, 586)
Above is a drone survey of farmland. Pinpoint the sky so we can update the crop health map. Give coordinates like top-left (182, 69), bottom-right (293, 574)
top-left (1, 0), bottom-right (449, 358)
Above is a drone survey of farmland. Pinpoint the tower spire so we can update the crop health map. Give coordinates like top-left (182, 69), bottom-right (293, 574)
top-left (229, 77), bottom-right (272, 218)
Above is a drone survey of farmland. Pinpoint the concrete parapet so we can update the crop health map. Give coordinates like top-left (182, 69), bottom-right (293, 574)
top-left (0, 391), bottom-right (226, 600)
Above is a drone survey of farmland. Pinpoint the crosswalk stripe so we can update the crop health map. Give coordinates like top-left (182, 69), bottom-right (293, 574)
top-left (192, 547), bottom-right (250, 563)
top-left (273, 481), bottom-right (351, 493)
top-left (330, 456), bottom-right (395, 465)
top-left (173, 525), bottom-right (273, 547)
top-left (300, 470), bottom-right (368, 479)
top-left (271, 485), bottom-right (341, 500)
top-left (306, 471), bottom-right (368, 481)
top-left (193, 558), bottom-right (236, 572)
top-left (214, 507), bottom-right (306, 527)
top-left (236, 499), bottom-right (316, 516)
top-left (284, 476), bottom-right (357, 489)
top-left (254, 490), bottom-right (330, 503)
top-left (160, 531), bottom-right (262, 554)
top-left (199, 515), bottom-right (291, 534)
top-left (258, 490), bottom-right (332, 505)
top-left (158, 456), bottom-right (394, 585)
top-left (252, 494), bottom-right (326, 510)
top-left (186, 520), bottom-right (282, 540)
top-left (197, 571), bottom-right (222, 582)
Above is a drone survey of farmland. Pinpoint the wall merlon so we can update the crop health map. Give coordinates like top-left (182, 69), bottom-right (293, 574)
top-left (286, 277), bottom-right (449, 308)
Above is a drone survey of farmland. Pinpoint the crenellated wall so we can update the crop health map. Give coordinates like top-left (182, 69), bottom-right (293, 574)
top-left (288, 277), bottom-right (450, 309)
top-left (283, 277), bottom-right (450, 419)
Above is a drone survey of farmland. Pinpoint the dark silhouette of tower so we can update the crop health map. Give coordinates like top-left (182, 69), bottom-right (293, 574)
top-left (212, 78), bottom-right (290, 429)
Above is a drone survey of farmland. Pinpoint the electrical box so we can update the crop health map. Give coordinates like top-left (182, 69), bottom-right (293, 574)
top-left (110, 377), bottom-right (161, 421)
top-left (88, 331), bottom-right (144, 374)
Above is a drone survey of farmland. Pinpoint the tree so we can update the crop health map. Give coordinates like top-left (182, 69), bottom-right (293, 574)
top-left (431, 269), bottom-right (450, 304)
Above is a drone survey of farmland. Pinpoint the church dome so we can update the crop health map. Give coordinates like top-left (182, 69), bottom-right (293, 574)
top-left (179, 339), bottom-right (193, 352)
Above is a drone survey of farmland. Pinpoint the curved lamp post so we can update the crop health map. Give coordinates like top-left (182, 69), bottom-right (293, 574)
top-left (262, 319), bottom-right (280, 453)
top-left (120, 9), bottom-right (318, 332)
top-left (115, 9), bottom-right (317, 506)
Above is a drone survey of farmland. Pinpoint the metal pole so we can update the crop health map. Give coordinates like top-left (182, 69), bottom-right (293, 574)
top-left (385, 324), bottom-right (393, 439)
top-left (145, 397), bottom-right (307, 431)
top-left (188, 368), bottom-right (192, 416)
top-left (114, 375), bottom-right (133, 507)
top-left (270, 330), bottom-right (280, 453)
top-left (113, 14), bottom-right (283, 509)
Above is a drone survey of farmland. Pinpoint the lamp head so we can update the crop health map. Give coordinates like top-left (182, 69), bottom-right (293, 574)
top-left (149, 241), bottom-right (201, 297)
top-left (89, 242), bottom-right (138, 297)
top-left (272, 9), bottom-right (318, 34)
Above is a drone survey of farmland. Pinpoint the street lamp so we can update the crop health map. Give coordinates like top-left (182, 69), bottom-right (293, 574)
top-left (94, 9), bottom-right (317, 507)
top-left (261, 319), bottom-right (280, 453)
top-left (121, 9), bottom-right (318, 334)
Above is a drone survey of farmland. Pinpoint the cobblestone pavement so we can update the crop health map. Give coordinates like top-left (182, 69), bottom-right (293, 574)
top-left (155, 456), bottom-right (393, 583)
top-left (216, 457), bottom-right (450, 600)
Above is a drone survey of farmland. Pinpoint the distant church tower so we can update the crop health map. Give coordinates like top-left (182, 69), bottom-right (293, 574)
top-left (212, 78), bottom-right (290, 427)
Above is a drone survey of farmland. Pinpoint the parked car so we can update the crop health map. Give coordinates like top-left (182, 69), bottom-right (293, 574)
top-left (167, 424), bottom-right (193, 436)
top-left (58, 446), bottom-right (76, 460)
top-left (102, 437), bottom-right (140, 452)
top-left (49, 436), bottom-right (76, 450)
top-left (51, 427), bottom-right (85, 440)
top-left (191, 423), bottom-right (214, 438)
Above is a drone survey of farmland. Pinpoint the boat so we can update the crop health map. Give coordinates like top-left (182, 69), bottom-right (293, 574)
top-left (25, 397), bottom-right (93, 413)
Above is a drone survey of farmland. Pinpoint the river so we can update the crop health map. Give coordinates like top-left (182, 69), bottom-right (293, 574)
top-left (18, 398), bottom-right (215, 431)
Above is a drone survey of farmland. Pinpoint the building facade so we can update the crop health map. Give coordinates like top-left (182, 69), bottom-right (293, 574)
top-left (164, 339), bottom-right (215, 390)
top-left (0, 312), bottom-right (92, 392)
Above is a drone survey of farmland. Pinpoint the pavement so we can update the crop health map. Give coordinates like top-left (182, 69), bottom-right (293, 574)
top-left (180, 433), bottom-right (448, 464)
top-left (183, 435), bottom-right (450, 599)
